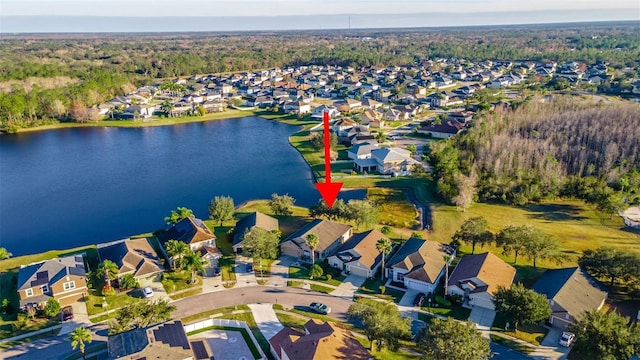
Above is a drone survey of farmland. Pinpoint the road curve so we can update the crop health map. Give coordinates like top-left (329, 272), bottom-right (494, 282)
top-left (173, 285), bottom-right (355, 321)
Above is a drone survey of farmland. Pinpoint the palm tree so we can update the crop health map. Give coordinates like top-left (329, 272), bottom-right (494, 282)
top-left (160, 100), bottom-right (174, 117)
top-left (69, 327), bottom-right (92, 360)
top-left (165, 239), bottom-right (189, 269)
top-left (96, 260), bottom-right (119, 289)
top-left (443, 255), bottom-right (452, 298)
top-left (305, 233), bottom-right (319, 264)
top-left (182, 252), bottom-right (206, 284)
top-left (376, 237), bottom-right (393, 281)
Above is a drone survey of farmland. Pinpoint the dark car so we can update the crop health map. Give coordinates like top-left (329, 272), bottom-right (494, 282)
top-left (413, 292), bottom-right (426, 307)
top-left (246, 263), bottom-right (253, 273)
top-left (213, 267), bottom-right (221, 276)
top-left (61, 306), bottom-right (73, 321)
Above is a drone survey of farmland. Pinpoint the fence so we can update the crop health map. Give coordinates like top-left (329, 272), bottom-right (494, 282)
top-left (183, 318), bottom-right (267, 360)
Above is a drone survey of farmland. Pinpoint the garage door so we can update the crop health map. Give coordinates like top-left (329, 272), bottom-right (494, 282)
top-left (348, 266), bottom-right (370, 278)
top-left (405, 279), bottom-right (432, 294)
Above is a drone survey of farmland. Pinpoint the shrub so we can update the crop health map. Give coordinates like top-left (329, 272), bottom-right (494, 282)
top-left (325, 274), bottom-right (332, 281)
top-left (380, 226), bottom-right (392, 235)
top-left (1, 298), bottom-right (12, 314)
top-left (120, 274), bottom-right (140, 290)
top-left (450, 294), bottom-right (463, 306)
top-left (102, 285), bottom-right (116, 297)
top-left (435, 295), bottom-right (452, 307)
top-left (43, 298), bottom-right (61, 318)
top-left (380, 285), bottom-right (386, 294)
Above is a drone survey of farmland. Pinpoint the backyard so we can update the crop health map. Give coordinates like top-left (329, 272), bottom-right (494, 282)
top-left (367, 187), bottom-right (419, 229)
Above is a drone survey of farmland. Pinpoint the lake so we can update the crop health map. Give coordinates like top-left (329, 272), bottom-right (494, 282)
top-left (0, 117), bottom-right (362, 256)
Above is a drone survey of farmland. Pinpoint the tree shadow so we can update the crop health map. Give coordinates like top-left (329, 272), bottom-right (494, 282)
top-left (525, 203), bottom-right (587, 222)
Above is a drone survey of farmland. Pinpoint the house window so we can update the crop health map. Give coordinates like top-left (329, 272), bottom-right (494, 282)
top-left (41, 285), bottom-right (49, 293)
top-left (25, 288), bottom-right (33, 297)
top-left (63, 281), bottom-right (76, 291)
top-left (397, 273), bottom-right (405, 282)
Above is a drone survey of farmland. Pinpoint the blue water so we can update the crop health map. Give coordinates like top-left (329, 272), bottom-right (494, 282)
top-left (0, 117), bottom-right (362, 256)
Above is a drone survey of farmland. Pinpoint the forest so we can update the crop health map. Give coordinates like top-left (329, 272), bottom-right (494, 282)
top-left (427, 97), bottom-right (640, 209)
top-left (0, 22), bottom-right (639, 131)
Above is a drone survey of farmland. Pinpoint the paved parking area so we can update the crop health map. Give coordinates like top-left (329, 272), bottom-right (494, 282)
top-left (530, 327), bottom-right (571, 359)
top-left (268, 256), bottom-right (296, 287)
top-left (138, 278), bottom-right (171, 301)
top-left (329, 274), bottom-right (366, 299)
top-left (189, 329), bottom-right (254, 360)
top-left (398, 289), bottom-right (420, 307)
top-left (468, 306), bottom-right (496, 338)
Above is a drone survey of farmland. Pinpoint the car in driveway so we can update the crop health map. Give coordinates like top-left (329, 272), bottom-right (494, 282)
top-left (142, 286), bottom-right (154, 298)
top-left (413, 292), bottom-right (426, 307)
top-left (246, 263), bottom-right (253, 273)
top-left (310, 302), bottom-right (331, 315)
top-left (559, 331), bottom-right (575, 347)
top-left (61, 306), bottom-right (73, 321)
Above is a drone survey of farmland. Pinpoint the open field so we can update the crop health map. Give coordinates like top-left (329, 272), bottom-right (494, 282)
top-left (367, 188), bottom-right (419, 228)
top-left (0, 245), bottom-right (96, 273)
top-left (428, 199), bottom-right (640, 274)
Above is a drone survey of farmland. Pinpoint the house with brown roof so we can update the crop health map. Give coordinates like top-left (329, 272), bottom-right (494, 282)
top-left (107, 320), bottom-right (194, 360)
top-left (417, 121), bottom-right (465, 139)
top-left (359, 110), bottom-right (384, 128)
top-left (326, 229), bottom-right (389, 278)
top-left (280, 219), bottom-right (352, 262)
top-left (532, 267), bottom-right (608, 330)
top-left (18, 254), bottom-right (87, 310)
top-left (233, 212), bottom-right (279, 254)
top-left (97, 238), bottom-right (164, 282)
top-left (269, 319), bottom-right (370, 360)
top-left (157, 217), bottom-right (216, 252)
top-left (335, 98), bottom-right (362, 112)
top-left (447, 252), bottom-right (516, 310)
top-left (385, 238), bottom-right (456, 294)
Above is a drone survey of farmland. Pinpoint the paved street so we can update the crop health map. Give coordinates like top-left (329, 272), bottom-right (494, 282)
top-left (5, 324), bottom-right (109, 360)
top-left (491, 342), bottom-right (531, 360)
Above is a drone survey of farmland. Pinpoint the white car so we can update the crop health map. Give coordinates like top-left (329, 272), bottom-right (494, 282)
top-left (142, 286), bottom-right (154, 298)
top-left (559, 332), bottom-right (575, 347)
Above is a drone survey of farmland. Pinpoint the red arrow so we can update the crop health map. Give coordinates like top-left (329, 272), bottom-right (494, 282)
top-left (314, 112), bottom-right (343, 208)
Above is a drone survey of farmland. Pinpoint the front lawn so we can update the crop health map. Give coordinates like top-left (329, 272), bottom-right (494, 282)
top-left (274, 312), bottom-right (307, 330)
top-left (358, 277), bottom-right (405, 303)
top-left (288, 265), bottom-right (343, 286)
top-left (181, 304), bottom-right (250, 324)
top-left (490, 334), bottom-right (535, 354)
top-left (422, 305), bottom-right (471, 321)
top-left (220, 256), bottom-right (237, 288)
top-left (85, 292), bottom-right (143, 316)
top-left (491, 312), bottom-right (548, 346)
top-left (161, 270), bottom-right (202, 294)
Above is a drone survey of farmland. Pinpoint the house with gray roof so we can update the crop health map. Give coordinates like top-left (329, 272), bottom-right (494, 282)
top-left (107, 320), bottom-right (193, 359)
top-left (233, 212), bottom-right (279, 253)
top-left (532, 267), bottom-right (608, 330)
top-left (354, 147), bottom-right (421, 175)
top-left (17, 254), bottom-right (87, 310)
top-left (385, 238), bottom-right (455, 294)
top-left (281, 219), bottom-right (352, 262)
top-left (327, 229), bottom-right (389, 278)
top-left (97, 238), bottom-right (164, 282)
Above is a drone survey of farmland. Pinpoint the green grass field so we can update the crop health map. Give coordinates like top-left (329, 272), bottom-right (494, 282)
top-left (429, 200), bottom-right (640, 272)
top-left (367, 188), bottom-right (419, 228)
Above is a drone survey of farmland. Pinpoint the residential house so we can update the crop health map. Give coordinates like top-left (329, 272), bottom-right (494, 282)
top-left (447, 252), bottom-right (516, 310)
top-left (107, 321), bottom-right (194, 360)
top-left (283, 101), bottom-right (311, 115)
top-left (311, 104), bottom-right (340, 119)
top-left (157, 217), bottom-right (217, 266)
top-left (269, 320), bottom-right (370, 360)
top-left (120, 104), bottom-right (156, 119)
top-left (327, 230), bottom-right (388, 278)
top-left (232, 212), bottom-right (279, 253)
top-left (97, 238), bottom-right (164, 282)
top-left (361, 98), bottom-right (383, 110)
top-left (347, 142), bottom-right (378, 160)
top-left (382, 108), bottom-right (401, 121)
top-left (332, 118), bottom-right (358, 136)
top-left (335, 98), bottom-right (362, 112)
top-left (354, 147), bottom-right (420, 175)
top-left (385, 238), bottom-right (455, 294)
top-left (392, 105), bottom-right (417, 120)
top-left (532, 267), bottom-right (608, 330)
top-left (280, 219), bottom-right (352, 262)
top-left (417, 121), bottom-right (466, 139)
top-left (360, 110), bottom-right (384, 128)
top-left (18, 255), bottom-right (87, 310)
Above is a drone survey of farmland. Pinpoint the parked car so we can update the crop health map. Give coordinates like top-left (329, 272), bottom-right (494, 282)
top-left (559, 332), bottom-right (575, 347)
top-left (142, 286), bottom-right (154, 298)
top-left (413, 292), bottom-right (426, 307)
top-left (310, 302), bottom-right (331, 315)
top-left (61, 306), bottom-right (74, 321)
top-left (213, 267), bottom-right (221, 276)
top-left (246, 263), bottom-right (253, 273)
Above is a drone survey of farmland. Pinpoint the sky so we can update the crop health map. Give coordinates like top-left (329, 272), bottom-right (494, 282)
top-left (1, 0), bottom-right (638, 32)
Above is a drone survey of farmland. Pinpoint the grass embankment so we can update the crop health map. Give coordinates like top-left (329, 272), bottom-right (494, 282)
top-left (367, 188), bottom-right (419, 228)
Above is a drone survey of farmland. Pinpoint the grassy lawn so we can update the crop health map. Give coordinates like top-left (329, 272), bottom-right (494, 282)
top-left (430, 199), bottom-right (640, 270)
top-left (220, 256), bottom-right (237, 288)
top-left (310, 284), bottom-right (334, 294)
top-left (358, 277), bottom-right (406, 303)
top-left (169, 287), bottom-right (203, 300)
top-left (0, 245), bottom-right (96, 272)
top-left (85, 292), bottom-right (143, 316)
top-left (491, 312), bottom-right (548, 346)
top-left (490, 334), bottom-right (535, 354)
top-left (288, 265), bottom-right (343, 286)
top-left (0, 327), bottom-right (61, 349)
top-left (181, 304), bottom-right (250, 324)
top-left (187, 325), bottom-right (262, 359)
top-left (422, 305), bottom-right (471, 321)
top-left (274, 312), bottom-right (307, 330)
top-left (367, 188), bottom-right (419, 228)
top-left (63, 343), bottom-right (108, 360)
top-left (161, 270), bottom-right (202, 294)
top-left (219, 312), bottom-right (275, 360)
top-left (355, 337), bottom-right (421, 359)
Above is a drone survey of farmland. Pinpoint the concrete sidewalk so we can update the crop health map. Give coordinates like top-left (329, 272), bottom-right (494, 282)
top-left (247, 303), bottom-right (284, 341)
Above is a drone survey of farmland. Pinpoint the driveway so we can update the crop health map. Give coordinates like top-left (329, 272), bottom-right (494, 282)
top-left (58, 301), bottom-right (91, 335)
top-left (530, 327), bottom-right (571, 359)
top-left (248, 303), bottom-right (284, 340)
top-left (268, 256), bottom-right (296, 287)
top-left (468, 306), bottom-right (496, 338)
top-left (398, 289), bottom-right (420, 307)
top-left (139, 277), bottom-right (171, 302)
top-left (329, 274), bottom-right (366, 299)
top-left (234, 256), bottom-right (258, 288)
